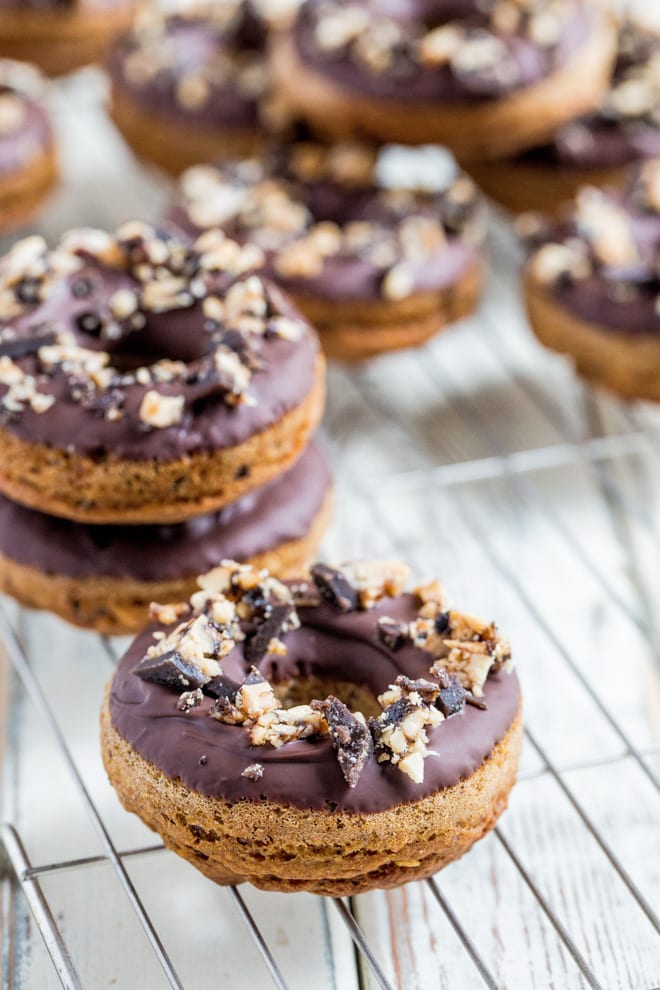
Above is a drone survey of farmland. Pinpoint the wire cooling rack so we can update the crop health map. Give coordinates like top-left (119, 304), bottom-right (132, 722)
top-left (1, 71), bottom-right (660, 990)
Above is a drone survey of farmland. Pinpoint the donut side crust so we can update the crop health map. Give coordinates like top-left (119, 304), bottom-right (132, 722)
top-left (0, 145), bottom-right (58, 235)
top-left (525, 272), bottom-right (660, 401)
top-left (0, 353), bottom-right (325, 524)
top-left (0, 5), bottom-right (135, 76)
top-left (466, 159), bottom-right (630, 216)
top-left (270, 15), bottom-right (616, 161)
top-left (0, 490), bottom-right (333, 634)
top-left (296, 260), bottom-right (483, 361)
top-left (101, 693), bottom-right (522, 896)
top-left (109, 87), bottom-right (265, 176)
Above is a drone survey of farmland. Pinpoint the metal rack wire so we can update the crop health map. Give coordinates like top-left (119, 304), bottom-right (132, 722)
top-left (2, 324), bottom-right (660, 988)
top-left (1, 73), bottom-right (660, 990)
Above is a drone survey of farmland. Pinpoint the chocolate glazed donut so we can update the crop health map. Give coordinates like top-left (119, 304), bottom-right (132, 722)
top-left (524, 159), bottom-right (660, 400)
top-left (0, 222), bottom-right (325, 523)
top-left (0, 61), bottom-right (58, 234)
top-left (108, 1), bottom-right (272, 174)
top-left (102, 559), bottom-right (522, 895)
top-left (468, 18), bottom-right (660, 214)
top-left (171, 143), bottom-right (486, 360)
top-left (270, 0), bottom-right (617, 160)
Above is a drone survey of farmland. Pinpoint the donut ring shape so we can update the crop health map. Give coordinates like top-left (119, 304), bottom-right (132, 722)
top-left (0, 222), bottom-right (324, 523)
top-left (103, 559), bottom-right (522, 894)
top-left (171, 143), bottom-right (486, 359)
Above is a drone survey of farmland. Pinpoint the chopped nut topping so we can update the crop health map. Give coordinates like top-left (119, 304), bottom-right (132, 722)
top-left (241, 763), bottom-right (264, 781)
top-left (139, 390), bottom-right (185, 428)
top-left (177, 688), bottom-right (204, 712)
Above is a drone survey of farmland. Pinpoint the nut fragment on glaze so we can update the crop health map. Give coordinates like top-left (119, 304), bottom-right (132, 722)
top-left (110, 559), bottom-right (519, 804)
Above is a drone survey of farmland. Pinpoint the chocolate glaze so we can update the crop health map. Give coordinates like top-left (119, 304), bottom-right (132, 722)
top-left (518, 23), bottom-right (660, 171)
top-left (543, 167), bottom-right (660, 335)
top-left (108, 4), bottom-right (267, 130)
top-left (0, 442), bottom-right (330, 581)
top-left (0, 62), bottom-right (53, 178)
top-left (109, 593), bottom-right (521, 813)
top-left (292, 0), bottom-right (592, 106)
top-left (170, 150), bottom-right (483, 304)
top-left (0, 237), bottom-right (319, 460)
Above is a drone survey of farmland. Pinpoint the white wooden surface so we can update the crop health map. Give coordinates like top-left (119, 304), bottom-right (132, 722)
top-left (1, 69), bottom-right (660, 990)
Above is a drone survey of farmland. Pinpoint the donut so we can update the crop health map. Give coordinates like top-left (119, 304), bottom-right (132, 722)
top-left (170, 144), bottom-right (486, 361)
top-left (469, 18), bottom-right (660, 214)
top-left (101, 558), bottom-right (522, 895)
top-left (270, 0), bottom-right (617, 161)
top-left (108, 2), bottom-right (275, 175)
top-left (0, 222), bottom-right (325, 523)
top-left (0, 443), bottom-right (332, 635)
top-left (0, 0), bottom-right (135, 77)
top-left (524, 159), bottom-right (660, 400)
top-left (0, 61), bottom-right (58, 234)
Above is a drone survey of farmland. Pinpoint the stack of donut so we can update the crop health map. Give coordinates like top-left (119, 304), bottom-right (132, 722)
top-left (0, 222), bottom-right (329, 633)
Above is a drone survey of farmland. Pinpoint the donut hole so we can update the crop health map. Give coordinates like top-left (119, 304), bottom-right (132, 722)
top-left (272, 676), bottom-right (381, 719)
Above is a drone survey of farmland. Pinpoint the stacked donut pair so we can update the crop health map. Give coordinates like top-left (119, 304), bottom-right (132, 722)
top-left (108, 1), bottom-right (489, 359)
top-left (0, 221), bottom-right (329, 633)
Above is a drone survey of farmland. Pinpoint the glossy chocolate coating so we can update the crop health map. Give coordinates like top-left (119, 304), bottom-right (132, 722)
top-left (291, 0), bottom-right (591, 105)
top-left (0, 248), bottom-right (319, 461)
top-left (108, 4), bottom-right (267, 129)
top-left (109, 593), bottom-right (521, 813)
top-left (170, 148), bottom-right (483, 304)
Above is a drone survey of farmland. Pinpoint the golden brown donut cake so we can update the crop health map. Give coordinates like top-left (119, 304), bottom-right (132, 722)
top-left (108, 1), bottom-right (275, 175)
top-left (524, 159), bottom-right (660, 400)
top-left (270, 0), bottom-right (616, 161)
top-left (0, 223), bottom-right (325, 523)
top-left (469, 18), bottom-right (660, 214)
top-left (102, 559), bottom-right (522, 895)
top-left (170, 144), bottom-right (486, 361)
top-left (0, 443), bottom-right (332, 634)
top-left (0, 61), bottom-right (58, 233)
top-left (0, 0), bottom-right (135, 77)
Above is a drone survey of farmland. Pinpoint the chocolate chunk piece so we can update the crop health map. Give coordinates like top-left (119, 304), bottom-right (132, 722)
top-left (377, 616), bottom-right (408, 650)
top-left (132, 650), bottom-right (208, 691)
top-left (312, 697), bottom-right (372, 788)
top-left (436, 673), bottom-right (466, 717)
top-left (434, 611), bottom-right (451, 634)
top-left (203, 674), bottom-right (240, 700)
top-left (395, 676), bottom-right (441, 705)
top-left (244, 604), bottom-right (293, 663)
top-left (310, 564), bottom-right (359, 612)
top-left (0, 332), bottom-right (56, 359)
top-left (465, 691), bottom-right (488, 711)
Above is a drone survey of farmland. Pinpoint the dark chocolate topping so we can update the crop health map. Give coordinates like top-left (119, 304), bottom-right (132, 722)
top-left (0, 442), bottom-right (330, 581)
top-left (290, 0), bottom-right (593, 106)
top-left (518, 21), bottom-right (660, 171)
top-left (0, 222), bottom-right (319, 460)
top-left (108, 2), bottom-right (269, 130)
top-left (109, 573), bottom-right (520, 813)
top-left (0, 62), bottom-right (53, 178)
top-left (170, 144), bottom-right (484, 304)
top-left (529, 159), bottom-right (660, 335)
